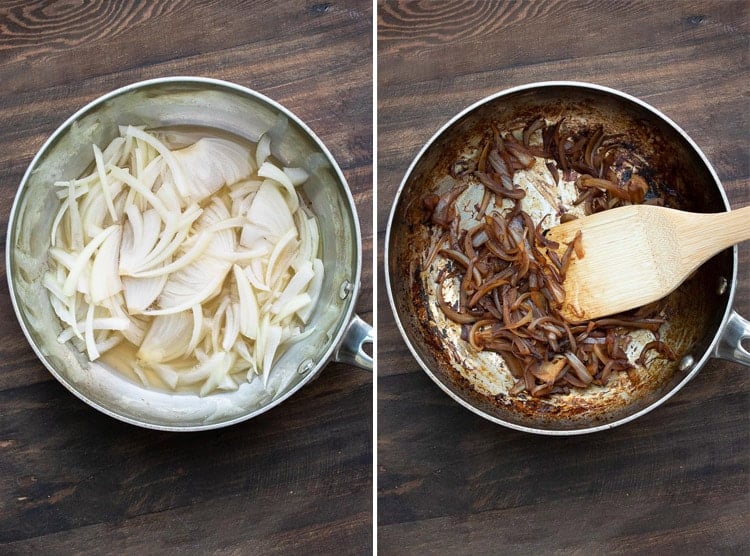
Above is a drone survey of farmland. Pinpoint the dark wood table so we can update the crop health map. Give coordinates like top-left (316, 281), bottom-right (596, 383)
top-left (378, 1), bottom-right (748, 554)
top-left (0, 1), bottom-right (372, 553)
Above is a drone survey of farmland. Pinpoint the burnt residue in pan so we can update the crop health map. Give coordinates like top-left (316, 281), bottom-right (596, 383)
top-left (389, 88), bottom-right (730, 430)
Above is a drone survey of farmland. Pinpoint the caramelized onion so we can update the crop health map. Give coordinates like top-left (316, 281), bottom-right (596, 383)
top-left (545, 161), bottom-right (559, 184)
top-left (423, 117), bottom-right (678, 397)
top-left (636, 341), bottom-right (678, 366)
top-left (626, 174), bottom-right (649, 203)
top-left (523, 117), bottom-right (546, 147)
top-left (437, 275), bottom-right (483, 324)
top-left (578, 175), bottom-right (631, 200)
top-left (504, 140), bottom-right (536, 169)
top-left (430, 185), bottom-right (468, 227)
top-left (475, 171), bottom-right (525, 199)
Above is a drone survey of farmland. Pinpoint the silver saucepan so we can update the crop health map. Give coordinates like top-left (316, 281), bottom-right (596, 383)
top-left (386, 81), bottom-right (748, 435)
top-left (7, 77), bottom-right (372, 431)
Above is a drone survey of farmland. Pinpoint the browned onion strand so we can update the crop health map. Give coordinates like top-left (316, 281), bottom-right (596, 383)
top-left (636, 341), bottom-right (678, 366)
top-left (423, 117), bottom-right (678, 397)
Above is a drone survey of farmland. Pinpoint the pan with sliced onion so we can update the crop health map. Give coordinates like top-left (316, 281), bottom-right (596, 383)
top-left (7, 77), bottom-right (372, 431)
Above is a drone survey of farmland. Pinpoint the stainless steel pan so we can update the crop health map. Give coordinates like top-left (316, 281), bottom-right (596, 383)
top-left (386, 81), bottom-right (748, 435)
top-left (7, 77), bottom-right (372, 431)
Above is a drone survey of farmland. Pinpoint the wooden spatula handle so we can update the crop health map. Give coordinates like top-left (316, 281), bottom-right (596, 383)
top-left (548, 203), bottom-right (750, 321)
top-left (688, 205), bottom-right (750, 264)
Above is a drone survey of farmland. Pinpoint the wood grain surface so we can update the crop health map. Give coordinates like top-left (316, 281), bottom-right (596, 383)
top-left (0, 1), bottom-right (372, 554)
top-left (377, 1), bottom-right (749, 554)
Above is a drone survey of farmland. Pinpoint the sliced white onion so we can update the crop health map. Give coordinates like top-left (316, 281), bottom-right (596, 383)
top-left (229, 179), bottom-right (262, 200)
top-left (234, 264), bottom-right (259, 340)
top-left (199, 351), bottom-right (237, 396)
top-left (107, 164), bottom-right (172, 222)
top-left (58, 318), bottom-right (130, 343)
top-left (222, 303), bottom-right (240, 352)
top-left (90, 225), bottom-right (123, 303)
top-left (95, 334), bottom-right (124, 355)
top-left (124, 125), bottom-right (191, 198)
top-left (265, 228), bottom-right (298, 287)
top-left (84, 303), bottom-right (99, 360)
top-left (67, 180), bottom-right (84, 250)
top-left (171, 138), bottom-right (253, 203)
top-left (261, 324), bottom-right (282, 384)
top-left (255, 133), bottom-right (271, 168)
top-left (177, 351), bottom-right (232, 386)
top-left (272, 259), bottom-right (313, 314)
top-left (273, 293), bottom-right (311, 323)
top-left (283, 167), bottom-right (309, 186)
top-left (297, 258), bottom-right (324, 323)
top-left (93, 143), bottom-right (118, 222)
top-left (102, 137), bottom-right (126, 165)
top-left (150, 256), bottom-right (231, 314)
top-left (258, 161), bottom-right (299, 212)
top-left (46, 127), bottom-right (324, 396)
top-left (122, 274), bottom-right (167, 314)
top-left (187, 304), bottom-right (205, 354)
top-left (138, 312), bottom-right (193, 363)
top-left (128, 232), bottom-right (212, 279)
top-left (62, 225), bottom-right (119, 297)
top-left (241, 180), bottom-right (295, 246)
top-left (150, 363), bottom-right (179, 389)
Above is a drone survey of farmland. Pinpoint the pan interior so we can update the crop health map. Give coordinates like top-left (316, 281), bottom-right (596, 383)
top-left (388, 85), bottom-right (731, 432)
top-left (8, 80), bottom-right (359, 430)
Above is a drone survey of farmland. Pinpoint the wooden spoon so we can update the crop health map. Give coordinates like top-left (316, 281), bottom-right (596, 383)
top-left (546, 204), bottom-right (750, 322)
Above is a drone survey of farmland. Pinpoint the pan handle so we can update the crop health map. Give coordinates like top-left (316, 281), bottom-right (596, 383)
top-left (333, 314), bottom-right (373, 371)
top-left (713, 310), bottom-right (750, 366)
